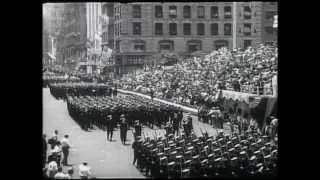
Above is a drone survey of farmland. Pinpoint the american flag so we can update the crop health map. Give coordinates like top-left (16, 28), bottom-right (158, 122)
top-left (249, 96), bottom-right (262, 108)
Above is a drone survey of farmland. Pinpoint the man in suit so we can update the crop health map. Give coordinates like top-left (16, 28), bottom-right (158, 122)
top-left (120, 114), bottom-right (129, 144)
top-left (61, 134), bottom-right (71, 166)
top-left (134, 120), bottom-right (142, 139)
top-left (106, 115), bottom-right (115, 141)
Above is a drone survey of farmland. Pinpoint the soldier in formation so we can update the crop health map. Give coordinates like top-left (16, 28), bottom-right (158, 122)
top-left (134, 128), bottom-right (278, 178)
top-left (49, 83), bottom-right (112, 100)
top-left (66, 94), bottom-right (182, 133)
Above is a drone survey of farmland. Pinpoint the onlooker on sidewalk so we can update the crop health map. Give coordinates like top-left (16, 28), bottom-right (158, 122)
top-left (66, 167), bottom-right (74, 179)
top-left (61, 134), bottom-right (71, 166)
top-left (48, 130), bottom-right (59, 150)
top-left (79, 162), bottom-right (93, 179)
top-left (49, 141), bottom-right (62, 167)
top-left (54, 167), bottom-right (67, 179)
top-left (47, 160), bottom-right (58, 178)
top-left (43, 134), bottom-right (47, 167)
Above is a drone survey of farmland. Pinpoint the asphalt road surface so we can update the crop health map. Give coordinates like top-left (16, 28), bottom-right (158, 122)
top-left (43, 88), bottom-right (229, 178)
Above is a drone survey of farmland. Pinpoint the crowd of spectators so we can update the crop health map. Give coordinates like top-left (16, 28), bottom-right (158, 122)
top-left (119, 44), bottom-right (277, 108)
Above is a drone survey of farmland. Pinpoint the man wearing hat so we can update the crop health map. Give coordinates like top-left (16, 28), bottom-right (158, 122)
top-left (132, 136), bottom-right (143, 167)
top-left (187, 115), bottom-right (193, 136)
top-left (165, 121), bottom-right (173, 137)
top-left (134, 120), bottom-right (142, 139)
top-left (120, 114), bottom-right (129, 145)
top-left (106, 115), bottom-right (115, 141)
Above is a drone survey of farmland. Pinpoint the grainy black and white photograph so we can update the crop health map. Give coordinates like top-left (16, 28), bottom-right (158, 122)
top-left (42, 2), bottom-right (278, 178)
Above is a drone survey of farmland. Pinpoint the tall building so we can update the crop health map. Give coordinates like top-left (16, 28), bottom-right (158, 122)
top-left (101, 3), bottom-right (116, 78)
top-left (261, 2), bottom-right (278, 45)
top-left (111, 2), bottom-right (277, 76)
top-left (43, 3), bottom-right (65, 65)
top-left (58, 3), bottom-right (109, 74)
top-left (60, 3), bottom-right (87, 70)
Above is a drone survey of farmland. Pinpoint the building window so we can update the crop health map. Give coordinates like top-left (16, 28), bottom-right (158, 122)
top-left (103, 4), bottom-right (108, 14)
top-left (187, 40), bottom-right (202, 53)
top-left (169, 23), bottom-right (177, 35)
top-left (133, 22), bottom-right (141, 35)
top-left (224, 6), bottom-right (232, 19)
top-left (183, 5), bottom-right (191, 18)
top-left (155, 5), bottom-right (163, 18)
top-left (197, 6), bottom-right (205, 18)
top-left (183, 23), bottom-right (191, 35)
top-left (265, 11), bottom-right (276, 20)
top-left (244, 40), bottom-right (252, 49)
top-left (214, 40), bottom-right (229, 50)
top-left (169, 6), bottom-right (177, 18)
top-left (116, 40), bottom-right (120, 51)
top-left (159, 40), bottom-right (174, 51)
top-left (197, 23), bottom-right (205, 35)
top-left (211, 6), bottom-right (219, 19)
top-left (155, 23), bottom-right (163, 35)
top-left (133, 41), bottom-right (145, 51)
top-left (244, 6), bottom-right (251, 19)
top-left (211, 23), bottom-right (218, 35)
top-left (244, 23), bottom-right (251, 36)
top-left (132, 5), bottom-right (141, 18)
top-left (265, 26), bottom-right (274, 34)
top-left (224, 23), bottom-right (232, 35)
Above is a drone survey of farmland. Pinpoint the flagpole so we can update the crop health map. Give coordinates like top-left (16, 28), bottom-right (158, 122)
top-left (233, 2), bottom-right (237, 49)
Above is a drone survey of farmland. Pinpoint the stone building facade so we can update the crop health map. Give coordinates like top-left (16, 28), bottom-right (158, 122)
top-left (112, 2), bottom-right (277, 76)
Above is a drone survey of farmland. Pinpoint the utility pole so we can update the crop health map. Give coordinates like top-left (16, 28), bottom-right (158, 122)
top-left (232, 2), bottom-right (237, 49)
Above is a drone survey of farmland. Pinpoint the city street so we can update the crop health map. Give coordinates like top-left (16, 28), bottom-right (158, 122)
top-left (43, 88), bottom-right (145, 178)
top-left (43, 87), bottom-right (230, 178)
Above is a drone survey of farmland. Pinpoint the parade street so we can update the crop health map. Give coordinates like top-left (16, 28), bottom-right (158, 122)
top-left (43, 88), bottom-right (230, 178)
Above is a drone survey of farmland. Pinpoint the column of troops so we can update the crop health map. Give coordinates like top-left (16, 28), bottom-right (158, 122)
top-left (66, 94), bottom-right (184, 131)
top-left (43, 76), bottom-right (81, 88)
top-left (134, 130), bottom-right (278, 178)
top-left (49, 83), bottom-right (112, 100)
